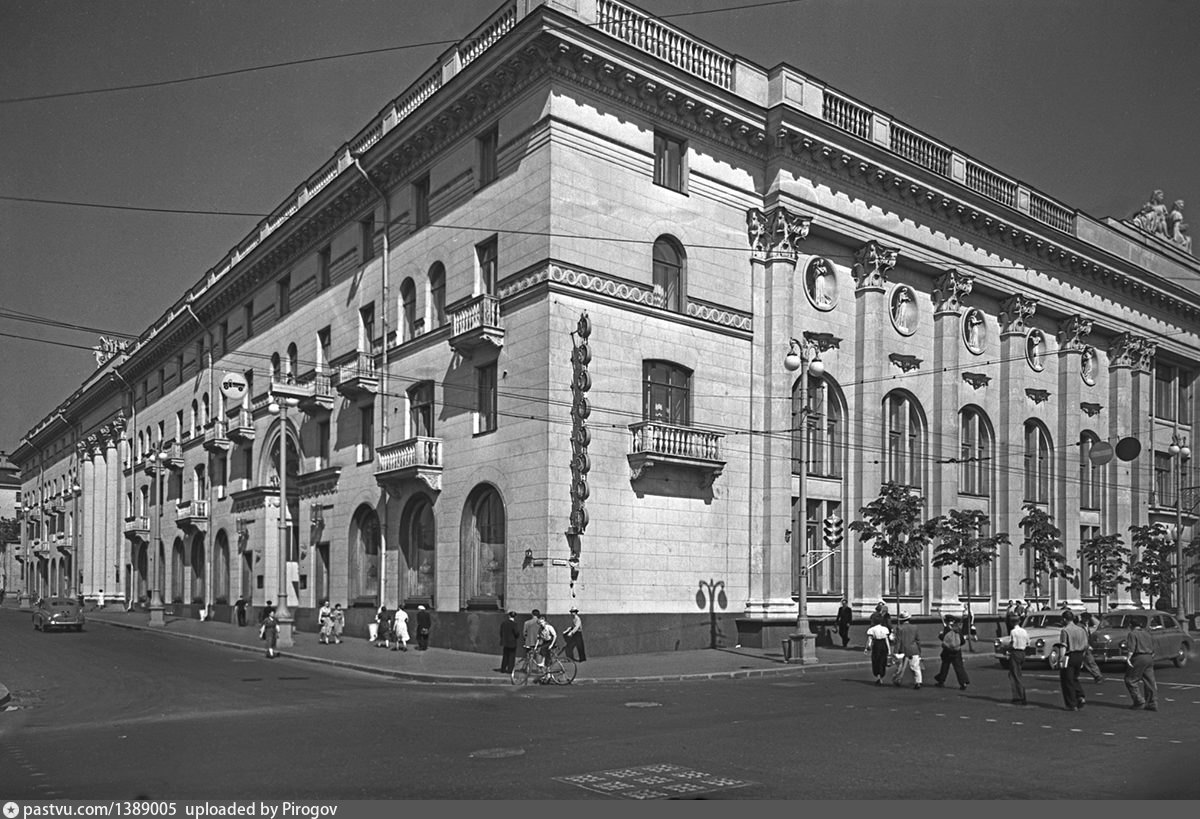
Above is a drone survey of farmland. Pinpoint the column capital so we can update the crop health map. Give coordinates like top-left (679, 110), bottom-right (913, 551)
top-left (1056, 315), bottom-right (1092, 353)
top-left (933, 268), bottom-right (973, 315)
top-left (999, 294), bottom-right (1037, 335)
top-left (851, 240), bottom-right (899, 290)
top-left (1108, 332), bottom-right (1156, 373)
top-left (746, 206), bottom-right (811, 261)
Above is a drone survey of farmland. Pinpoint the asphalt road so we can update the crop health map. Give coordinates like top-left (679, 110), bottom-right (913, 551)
top-left (3, 610), bottom-right (1199, 799)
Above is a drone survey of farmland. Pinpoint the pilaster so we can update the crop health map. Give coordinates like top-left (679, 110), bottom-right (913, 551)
top-left (1055, 316), bottom-right (1091, 606)
top-left (997, 294), bottom-right (1037, 602)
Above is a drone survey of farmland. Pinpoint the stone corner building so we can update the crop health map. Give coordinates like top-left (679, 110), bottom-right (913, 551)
top-left (10, 0), bottom-right (1199, 655)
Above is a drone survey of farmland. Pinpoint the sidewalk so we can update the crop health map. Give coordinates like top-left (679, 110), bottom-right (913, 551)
top-left (26, 606), bottom-right (990, 686)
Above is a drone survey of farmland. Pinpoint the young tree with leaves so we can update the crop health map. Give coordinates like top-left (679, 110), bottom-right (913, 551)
top-left (1017, 503), bottom-right (1075, 605)
top-left (932, 509), bottom-right (1008, 643)
top-left (849, 481), bottom-right (939, 621)
top-left (1077, 532), bottom-right (1129, 617)
top-left (1127, 524), bottom-right (1176, 610)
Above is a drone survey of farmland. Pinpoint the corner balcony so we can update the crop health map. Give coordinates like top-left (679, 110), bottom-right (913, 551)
top-left (175, 499), bottom-right (209, 532)
top-left (227, 407), bottom-right (256, 443)
top-left (203, 420), bottom-right (234, 454)
top-left (271, 371), bottom-right (335, 415)
top-left (123, 515), bottom-right (150, 540)
top-left (448, 294), bottom-right (504, 355)
top-left (627, 420), bottom-right (726, 487)
top-left (334, 354), bottom-right (380, 398)
top-left (375, 437), bottom-right (443, 492)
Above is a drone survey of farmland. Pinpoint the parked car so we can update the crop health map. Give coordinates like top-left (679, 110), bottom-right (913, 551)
top-left (1089, 609), bottom-right (1191, 668)
top-left (32, 597), bottom-right (86, 632)
top-left (993, 611), bottom-right (1075, 667)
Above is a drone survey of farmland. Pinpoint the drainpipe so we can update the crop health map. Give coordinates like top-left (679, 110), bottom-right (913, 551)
top-left (352, 155), bottom-right (390, 607)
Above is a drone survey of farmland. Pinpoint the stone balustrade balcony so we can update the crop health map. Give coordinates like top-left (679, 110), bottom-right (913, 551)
top-left (375, 436), bottom-right (443, 491)
top-left (448, 294), bottom-right (503, 355)
top-left (334, 354), bottom-right (380, 398)
top-left (627, 420), bottom-right (725, 487)
top-left (175, 499), bottom-right (209, 532)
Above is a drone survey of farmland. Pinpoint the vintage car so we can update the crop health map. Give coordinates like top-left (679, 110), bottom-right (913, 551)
top-left (993, 611), bottom-right (1076, 667)
top-left (1089, 609), bottom-right (1192, 668)
top-left (32, 596), bottom-right (86, 632)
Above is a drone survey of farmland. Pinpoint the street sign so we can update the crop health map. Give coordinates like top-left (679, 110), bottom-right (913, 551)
top-left (220, 372), bottom-right (248, 401)
top-left (1115, 436), bottom-right (1141, 462)
top-left (1088, 440), bottom-right (1113, 466)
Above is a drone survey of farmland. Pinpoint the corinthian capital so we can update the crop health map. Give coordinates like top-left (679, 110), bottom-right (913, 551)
top-left (851, 240), bottom-right (899, 289)
top-left (1108, 332), bottom-right (1156, 373)
top-left (999, 294), bottom-right (1037, 334)
top-left (933, 268), bottom-right (974, 314)
top-left (1056, 315), bottom-right (1093, 353)
top-left (746, 206), bottom-right (811, 260)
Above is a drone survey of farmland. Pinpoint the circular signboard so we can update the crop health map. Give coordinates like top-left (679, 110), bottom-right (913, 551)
top-left (1115, 436), bottom-right (1142, 462)
top-left (1088, 440), bottom-right (1114, 466)
top-left (220, 372), bottom-right (248, 402)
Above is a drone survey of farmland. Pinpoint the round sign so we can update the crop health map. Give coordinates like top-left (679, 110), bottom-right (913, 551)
top-left (1088, 440), bottom-right (1114, 466)
top-left (220, 372), bottom-right (248, 401)
top-left (1115, 436), bottom-right (1142, 462)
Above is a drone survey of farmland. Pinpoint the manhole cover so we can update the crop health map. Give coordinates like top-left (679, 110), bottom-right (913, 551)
top-left (624, 702), bottom-right (662, 708)
top-left (469, 747), bottom-right (526, 759)
top-left (557, 763), bottom-right (754, 799)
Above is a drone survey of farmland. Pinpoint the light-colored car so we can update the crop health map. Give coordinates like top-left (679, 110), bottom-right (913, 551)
top-left (993, 611), bottom-right (1074, 667)
top-left (32, 596), bottom-right (86, 632)
top-left (1089, 609), bottom-right (1191, 668)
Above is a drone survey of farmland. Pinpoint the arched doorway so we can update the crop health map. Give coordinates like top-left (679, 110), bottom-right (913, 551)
top-left (349, 504), bottom-right (381, 607)
top-left (189, 533), bottom-right (206, 604)
top-left (460, 484), bottom-right (505, 609)
top-left (214, 530), bottom-right (230, 604)
top-left (400, 495), bottom-right (436, 606)
top-left (171, 537), bottom-right (186, 604)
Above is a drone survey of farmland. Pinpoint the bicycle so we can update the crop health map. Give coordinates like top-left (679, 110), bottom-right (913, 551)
top-left (511, 645), bottom-right (577, 685)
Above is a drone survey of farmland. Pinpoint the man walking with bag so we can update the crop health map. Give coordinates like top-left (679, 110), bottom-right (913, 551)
top-left (933, 618), bottom-right (970, 690)
top-left (891, 613), bottom-right (923, 689)
top-left (1007, 615), bottom-right (1030, 705)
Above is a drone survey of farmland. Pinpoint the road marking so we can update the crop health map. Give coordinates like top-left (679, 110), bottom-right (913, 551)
top-left (959, 716), bottom-right (969, 720)
top-left (1136, 736), bottom-right (1148, 740)
top-left (1070, 728), bottom-right (1083, 733)
top-left (986, 719), bottom-right (997, 723)
top-left (1170, 740), bottom-right (1182, 744)
top-left (1103, 732), bottom-right (1115, 736)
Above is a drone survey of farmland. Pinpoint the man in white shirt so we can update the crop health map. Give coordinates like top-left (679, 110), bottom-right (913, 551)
top-left (1008, 618), bottom-right (1030, 705)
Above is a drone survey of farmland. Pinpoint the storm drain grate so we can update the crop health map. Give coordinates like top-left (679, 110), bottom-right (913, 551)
top-left (556, 763), bottom-right (754, 799)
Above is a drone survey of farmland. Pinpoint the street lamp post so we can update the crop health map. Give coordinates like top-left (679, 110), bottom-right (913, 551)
top-left (1168, 434), bottom-right (1191, 617)
top-left (268, 396), bottom-right (298, 648)
top-left (149, 447), bottom-right (168, 627)
top-left (783, 331), bottom-right (836, 664)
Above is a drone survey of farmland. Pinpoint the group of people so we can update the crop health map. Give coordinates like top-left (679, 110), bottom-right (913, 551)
top-left (497, 608), bottom-right (587, 675)
top-left (370, 604), bottom-right (432, 651)
top-left (863, 606), bottom-right (969, 691)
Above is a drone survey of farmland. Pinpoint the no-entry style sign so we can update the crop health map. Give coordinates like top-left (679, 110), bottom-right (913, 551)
top-left (220, 372), bottom-right (248, 402)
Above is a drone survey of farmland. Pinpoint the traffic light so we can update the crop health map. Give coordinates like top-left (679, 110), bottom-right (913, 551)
top-left (822, 515), bottom-right (844, 550)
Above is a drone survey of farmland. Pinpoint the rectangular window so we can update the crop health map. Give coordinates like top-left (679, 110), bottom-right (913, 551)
top-left (277, 274), bottom-right (291, 317)
top-left (478, 125), bottom-right (499, 187)
top-left (359, 403), bottom-right (375, 462)
top-left (361, 214), bottom-right (376, 263)
top-left (409, 382), bottom-right (435, 438)
top-left (476, 363), bottom-right (498, 434)
top-left (360, 303), bottom-right (376, 354)
top-left (1078, 525), bottom-right (1100, 598)
top-left (316, 420), bottom-right (331, 470)
top-left (244, 302), bottom-right (255, 340)
top-left (653, 131), bottom-right (686, 192)
top-left (318, 245), bottom-right (332, 290)
top-left (1153, 451), bottom-right (1174, 507)
top-left (1155, 364), bottom-right (1176, 421)
top-left (413, 175), bottom-right (430, 229)
top-left (477, 237), bottom-right (498, 296)
top-left (317, 326), bottom-right (332, 373)
top-left (1181, 368), bottom-right (1195, 426)
top-left (176, 354), bottom-right (185, 385)
top-left (643, 360), bottom-right (691, 425)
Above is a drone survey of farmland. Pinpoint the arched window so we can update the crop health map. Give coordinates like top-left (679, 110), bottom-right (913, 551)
top-left (461, 485), bottom-right (505, 607)
top-left (884, 391), bottom-right (926, 489)
top-left (643, 360), bottom-right (691, 425)
top-left (349, 504), bottom-right (381, 605)
top-left (189, 534), bottom-right (205, 604)
top-left (171, 538), bottom-right (186, 604)
top-left (428, 263), bottom-right (447, 328)
top-left (959, 406), bottom-right (993, 496)
top-left (286, 343), bottom-right (299, 381)
top-left (1079, 431), bottom-right (1103, 510)
top-left (271, 352), bottom-right (282, 382)
top-left (792, 374), bottom-right (843, 478)
top-left (214, 530), bottom-right (230, 604)
top-left (401, 495), bottom-right (436, 605)
top-left (1023, 420), bottom-right (1053, 504)
top-left (652, 236), bottom-right (684, 312)
top-left (400, 278), bottom-right (417, 341)
top-left (201, 393), bottom-right (210, 430)
top-left (190, 400), bottom-right (199, 438)
top-left (408, 381), bottom-right (435, 438)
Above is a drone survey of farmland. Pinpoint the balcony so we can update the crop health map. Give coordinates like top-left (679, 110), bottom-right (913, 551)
top-left (627, 420), bottom-right (726, 487)
top-left (203, 420), bottom-right (234, 454)
top-left (448, 294), bottom-right (504, 355)
top-left (375, 437), bottom-right (443, 492)
top-left (175, 499), bottom-right (209, 532)
top-left (55, 535), bottom-right (73, 552)
top-left (334, 354), bottom-right (380, 398)
top-left (145, 443), bottom-right (184, 474)
top-left (123, 515), bottom-right (150, 540)
top-left (271, 371), bottom-right (335, 415)
top-left (227, 407), bottom-right (255, 443)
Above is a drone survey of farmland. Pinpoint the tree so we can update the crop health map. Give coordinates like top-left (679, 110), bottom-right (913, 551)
top-left (1127, 524), bottom-right (1176, 609)
top-left (1077, 532), bottom-right (1129, 616)
top-left (0, 516), bottom-right (18, 546)
top-left (932, 509), bottom-right (1008, 623)
top-left (1017, 503), bottom-right (1075, 604)
top-left (849, 481), bottom-right (939, 620)
top-left (1184, 533), bottom-right (1200, 595)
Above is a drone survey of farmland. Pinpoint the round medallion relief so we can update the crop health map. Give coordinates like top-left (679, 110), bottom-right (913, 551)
top-left (889, 285), bottom-right (918, 336)
top-left (804, 256), bottom-right (838, 311)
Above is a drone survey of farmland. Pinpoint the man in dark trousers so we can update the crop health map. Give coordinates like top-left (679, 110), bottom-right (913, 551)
top-left (497, 610), bottom-right (521, 673)
top-left (1058, 609), bottom-right (1090, 711)
top-left (933, 618), bottom-right (970, 690)
top-left (415, 605), bottom-right (432, 651)
top-left (234, 597), bottom-right (248, 627)
top-left (1123, 616), bottom-right (1158, 711)
top-left (835, 598), bottom-right (853, 647)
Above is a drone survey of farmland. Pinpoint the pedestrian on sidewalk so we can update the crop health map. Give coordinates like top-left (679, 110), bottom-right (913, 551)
top-left (1004, 600), bottom-right (1019, 636)
top-left (1007, 616), bottom-right (1030, 705)
top-left (865, 618), bottom-right (892, 685)
top-left (416, 605), bottom-right (431, 651)
top-left (521, 609), bottom-right (542, 670)
top-left (234, 596), bottom-right (247, 627)
top-left (258, 601), bottom-right (275, 640)
top-left (391, 606), bottom-right (410, 651)
top-left (498, 610), bottom-right (520, 673)
top-left (835, 598), bottom-right (853, 648)
top-left (1058, 609), bottom-right (1090, 711)
top-left (263, 609), bottom-right (280, 658)
top-left (1123, 617), bottom-right (1158, 711)
top-left (318, 600), bottom-right (334, 644)
top-left (331, 603), bottom-right (345, 643)
top-left (564, 607), bottom-right (586, 661)
top-left (870, 601), bottom-right (892, 632)
top-left (891, 612), bottom-right (923, 689)
top-left (933, 618), bottom-right (970, 690)
top-left (372, 605), bottom-right (388, 647)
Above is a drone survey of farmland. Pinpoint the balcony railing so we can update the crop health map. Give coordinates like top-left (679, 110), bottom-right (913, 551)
top-left (627, 420), bottom-right (725, 487)
top-left (448, 294), bottom-right (504, 354)
top-left (271, 371), bottom-right (335, 414)
top-left (597, 0), bottom-right (733, 90)
top-left (375, 437), bottom-right (443, 491)
top-left (203, 420), bottom-right (233, 453)
top-left (334, 354), bottom-right (380, 398)
top-left (227, 407), bottom-right (255, 443)
top-left (175, 499), bottom-right (209, 532)
top-left (123, 515), bottom-right (150, 540)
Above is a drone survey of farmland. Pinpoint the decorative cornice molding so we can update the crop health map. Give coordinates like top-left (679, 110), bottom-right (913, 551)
top-left (297, 466), bottom-right (342, 500)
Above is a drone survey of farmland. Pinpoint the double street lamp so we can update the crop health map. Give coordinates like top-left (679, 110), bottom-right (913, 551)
top-left (268, 395), bottom-right (298, 648)
top-left (783, 331), bottom-right (836, 664)
top-left (1167, 433), bottom-right (1192, 617)
top-left (149, 447), bottom-right (169, 627)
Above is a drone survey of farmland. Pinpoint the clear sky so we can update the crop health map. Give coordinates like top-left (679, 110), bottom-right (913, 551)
top-left (2, 0), bottom-right (1198, 453)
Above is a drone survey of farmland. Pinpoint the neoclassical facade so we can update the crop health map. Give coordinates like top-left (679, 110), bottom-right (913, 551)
top-left (10, 0), bottom-right (1198, 653)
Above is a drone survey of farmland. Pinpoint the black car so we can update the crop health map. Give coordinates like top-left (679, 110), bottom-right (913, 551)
top-left (32, 596), bottom-right (86, 632)
top-left (1089, 609), bottom-right (1191, 667)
